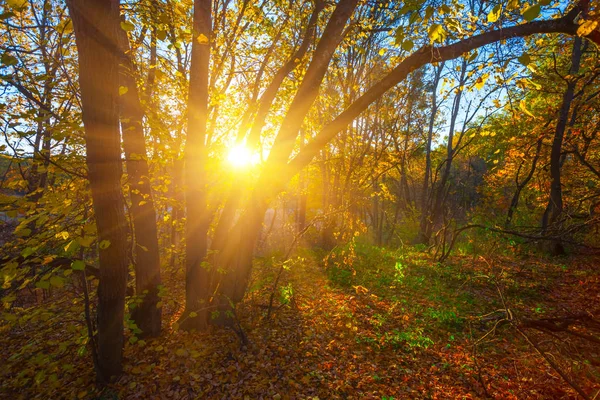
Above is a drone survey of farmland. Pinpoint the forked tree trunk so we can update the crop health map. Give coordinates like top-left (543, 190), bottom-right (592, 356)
top-left (67, 0), bottom-right (129, 382)
top-left (117, 21), bottom-right (162, 337)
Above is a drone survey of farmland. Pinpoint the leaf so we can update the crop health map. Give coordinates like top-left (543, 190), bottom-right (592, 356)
top-left (401, 40), bottom-right (414, 52)
top-left (0, 12), bottom-right (16, 20)
top-left (475, 74), bottom-right (489, 90)
top-left (197, 33), bottom-right (209, 44)
top-left (175, 348), bottom-right (188, 357)
top-left (487, 4), bottom-right (502, 23)
top-left (57, 19), bottom-right (73, 33)
top-left (50, 276), bottom-right (65, 288)
top-left (428, 24), bottom-right (445, 43)
top-left (119, 86), bottom-right (129, 96)
top-left (56, 231), bottom-right (69, 240)
top-left (21, 247), bottom-right (34, 259)
top-left (36, 280), bottom-right (50, 289)
top-left (1, 53), bottom-right (18, 66)
top-left (577, 20), bottom-right (598, 37)
top-left (6, 0), bottom-right (27, 11)
top-left (517, 52), bottom-right (531, 65)
top-left (521, 4), bottom-right (541, 22)
top-left (120, 21), bottom-right (135, 32)
top-left (78, 236), bottom-right (94, 248)
top-left (519, 100), bottom-right (535, 117)
top-left (188, 312), bottom-right (198, 318)
top-left (71, 260), bottom-right (85, 271)
top-left (99, 240), bottom-right (111, 250)
top-left (156, 30), bottom-right (167, 41)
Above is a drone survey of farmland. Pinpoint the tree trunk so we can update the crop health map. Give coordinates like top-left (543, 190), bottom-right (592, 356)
top-left (181, 0), bottom-right (212, 331)
top-left (418, 63), bottom-right (444, 244)
top-left (117, 20), bottom-right (162, 337)
top-left (505, 137), bottom-right (543, 227)
top-left (429, 59), bottom-right (466, 243)
top-left (67, 0), bottom-right (129, 382)
top-left (541, 37), bottom-right (583, 255)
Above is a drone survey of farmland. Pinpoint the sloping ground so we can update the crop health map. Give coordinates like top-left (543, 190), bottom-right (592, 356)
top-left (1, 250), bottom-right (599, 399)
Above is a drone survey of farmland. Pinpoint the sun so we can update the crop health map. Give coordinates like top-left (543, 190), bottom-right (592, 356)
top-left (226, 144), bottom-right (259, 168)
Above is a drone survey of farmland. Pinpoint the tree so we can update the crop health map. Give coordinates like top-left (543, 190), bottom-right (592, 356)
top-left (67, 0), bottom-right (129, 381)
top-left (117, 11), bottom-right (162, 337)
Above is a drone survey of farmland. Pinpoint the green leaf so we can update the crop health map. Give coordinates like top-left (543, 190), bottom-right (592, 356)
top-left (78, 236), bottom-right (94, 248)
top-left (50, 276), bottom-right (65, 288)
top-left (487, 4), bottom-right (502, 23)
top-left (1, 53), bottom-right (18, 66)
top-left (120, 21), bottom-right (135, 32)
top-left (188, 311), bottom-right (198, 318)
top-left (21, 247), bottom-right (34, 259)
top-left (72, 260), bottom-right (85, 271)
top-left (522, 4), bottom-right (541, 22)
top-left (394, 27), bottom-right (404, 46)
top-left (401, 40), bottom-right (414, 52)
top-left (36, 280), bottom-right (50, 289)
top-left (517, 52), bottom-right (531, 65)
top-left (99, 240), bottom-right (111, 250)
top-left (156, 30), bottom-right (167, 41)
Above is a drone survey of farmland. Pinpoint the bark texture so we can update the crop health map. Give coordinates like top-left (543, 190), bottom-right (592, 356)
top-left (67, 0), bottom-right (129, 381)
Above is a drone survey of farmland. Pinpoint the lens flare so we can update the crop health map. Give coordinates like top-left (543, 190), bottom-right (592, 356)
top-left (227, 144), bottom-right (258, 168)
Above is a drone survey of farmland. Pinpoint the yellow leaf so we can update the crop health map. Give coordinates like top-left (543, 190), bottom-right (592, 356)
top-left (119, 86), bottom-right (129, 96)
top-left (519, 100), bottom-right (535, 118)
top-left (487, 4), bottom-right (502, 23)
top-left (197, 33), bottom-right (209, 44)
top-left (577, 20), bottom-right (598, 37)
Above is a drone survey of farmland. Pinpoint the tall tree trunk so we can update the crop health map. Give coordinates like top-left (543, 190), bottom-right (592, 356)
top-left (418, 63), bottom-right (444, 244)
top-left (117, 20), bottom-right (162, 337)
top-left (429, 59), bottom-right (466, 243)
top-left (180, 0), bottom-right (212, 331)
top-left (67, 0), bottom-right (129, 382)
top-left (541, 37), bottom-right (583, 255)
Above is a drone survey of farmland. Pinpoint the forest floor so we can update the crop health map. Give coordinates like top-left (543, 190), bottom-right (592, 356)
top-left (2, 247), bottom-right (600, 399)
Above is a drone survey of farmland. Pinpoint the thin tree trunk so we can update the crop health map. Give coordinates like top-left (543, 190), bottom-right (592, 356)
top-left (117, 19), bottom-right (162, 337)
top-left (430, 59), bottom-right (466, 243)
top-left (541, 37), bottom-right (583, 255)
top-left (505, 138), bottom-right (543, 227)
top-left (181, 0), bottom-right (212, 331)
top-left (418, 63), bottom-right (444, 244)
top-left (67, 0), bottom-right (129, 382)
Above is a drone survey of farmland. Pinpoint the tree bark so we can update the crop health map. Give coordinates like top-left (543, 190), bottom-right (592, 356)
top-left (181, 0), bottom-right (212, 331)
top-left (117, 18), bottom-right (162, 337)
top-left (67, 0), bottom-right (129, 382)
top-left (418, 63), bottom-right (444, 244)
top-left (541, 37), bottom-right (583, 255)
